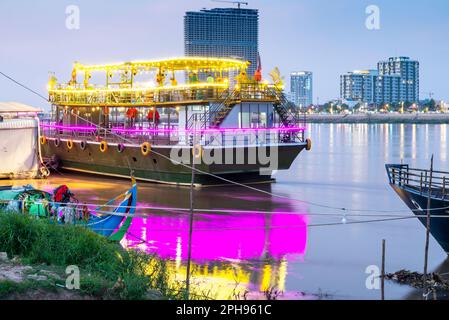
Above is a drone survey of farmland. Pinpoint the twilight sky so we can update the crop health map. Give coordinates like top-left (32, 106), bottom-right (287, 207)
top-left (1, 0), bottom-right (448, 109)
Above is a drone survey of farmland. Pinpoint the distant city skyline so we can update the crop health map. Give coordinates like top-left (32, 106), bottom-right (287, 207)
top-left (1, 0), bottom-right (448, 110)
top-left (341, 56), bottom-right (420, 105)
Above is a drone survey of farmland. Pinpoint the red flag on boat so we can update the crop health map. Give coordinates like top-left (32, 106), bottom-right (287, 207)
top-left (254, 52), bottom-right (262, 82)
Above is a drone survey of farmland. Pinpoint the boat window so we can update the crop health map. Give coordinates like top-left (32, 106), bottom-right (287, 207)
top-left (240, 103), bottom-right (250, 128)
top-left (259, 112), bottom-right (267, 128)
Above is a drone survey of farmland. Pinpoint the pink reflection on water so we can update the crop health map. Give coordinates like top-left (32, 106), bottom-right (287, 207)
top-left (123, 210), bottom-right (308, 262)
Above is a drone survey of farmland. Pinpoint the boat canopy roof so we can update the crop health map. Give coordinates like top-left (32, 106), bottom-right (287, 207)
top-left (74, 57), bottom-right (250, 73)
top-left (0, 102), bottom-right (42, 114)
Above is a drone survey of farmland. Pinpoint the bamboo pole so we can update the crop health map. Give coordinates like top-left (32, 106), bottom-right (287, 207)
top-left (185, 114), bottom-right (197, 300)
top-left (423, 155), bottom-right (434, 299)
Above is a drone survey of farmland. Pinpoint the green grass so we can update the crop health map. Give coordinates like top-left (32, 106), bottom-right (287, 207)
top-left (0, 211), bottom-right (182, 300)
top-left (0, 280), bottom-right (29, 298)
top-left (0, 278), bottom-right (58, 299)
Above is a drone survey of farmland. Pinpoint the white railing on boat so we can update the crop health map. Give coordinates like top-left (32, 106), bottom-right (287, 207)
top-left (40, 121), bottom-right (306, 147)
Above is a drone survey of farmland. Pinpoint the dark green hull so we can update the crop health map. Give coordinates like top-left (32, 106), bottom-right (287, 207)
top-left (42, 140), bottom-right (305, 185)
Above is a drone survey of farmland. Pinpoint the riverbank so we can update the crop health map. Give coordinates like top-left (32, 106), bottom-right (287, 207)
top-left (0, 211), bottom-right (177, 300)
top-left (0, 253), bottom-right (92, 300)
top-left (306, 113), bottom-right (449, 124)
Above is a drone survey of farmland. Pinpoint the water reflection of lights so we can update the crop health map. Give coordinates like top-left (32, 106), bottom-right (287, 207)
top-left (121, 211), bottom-right (308, 299)
top-left (383, 124), bottom-right (390, 161)
top-left (441, 124), bottom-right (447, 161)
top-left (412, 124), bottom-right (416, 159)
top-left (400, 124), bottom-right (405, 160)
top-left (123, 212), bottom-right (307, 261)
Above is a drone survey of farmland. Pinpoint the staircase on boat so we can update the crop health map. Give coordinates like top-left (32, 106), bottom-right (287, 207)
top-left (186, 85), bottom-right (306, 130)
top-left (269, 87), bottom-right (304, 127)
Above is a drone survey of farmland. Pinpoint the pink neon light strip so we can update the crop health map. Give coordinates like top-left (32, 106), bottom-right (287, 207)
top-left (41, 124), bottom-right (306, 134)
top-left (112, 127), bottom-right (306, 134)
top-left (41, 124), bottom-right (97, 131)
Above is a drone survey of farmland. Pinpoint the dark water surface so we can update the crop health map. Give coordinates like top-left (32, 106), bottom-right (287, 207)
top-left (7, 123), bottom-right (449, 299)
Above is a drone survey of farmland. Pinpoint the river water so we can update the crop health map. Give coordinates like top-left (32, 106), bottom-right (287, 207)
top-left (5, 123), bottom-right (449, 299)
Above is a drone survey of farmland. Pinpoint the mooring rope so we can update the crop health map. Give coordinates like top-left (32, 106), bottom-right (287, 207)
top-left (2, 198), bottom-right (449, 219)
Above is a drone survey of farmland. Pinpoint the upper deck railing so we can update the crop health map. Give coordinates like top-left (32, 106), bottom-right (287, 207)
top-left (48, 82), bottom-right (280, 107)
top-left (40, 120), bottom-right (306, 147)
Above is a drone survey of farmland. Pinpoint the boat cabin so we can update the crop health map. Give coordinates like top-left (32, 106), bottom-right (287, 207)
top-left (44, 57), bottom-right (305, 147)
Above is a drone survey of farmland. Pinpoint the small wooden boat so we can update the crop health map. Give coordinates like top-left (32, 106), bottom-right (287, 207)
top-left (386, 164), bottom-right (449, 254)
top-left (85, 181), bottom-right (137, 241)
top-left (0, 180), bottom-right (137, 241)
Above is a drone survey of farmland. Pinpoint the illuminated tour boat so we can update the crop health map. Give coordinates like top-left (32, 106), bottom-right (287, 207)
top-left (41, 57), bottom-right (310, 185)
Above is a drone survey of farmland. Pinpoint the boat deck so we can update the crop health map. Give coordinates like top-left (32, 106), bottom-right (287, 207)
top-left (40, 119), bottom-right (306, 147)
top-left (386, 164), bottom-right (449, 201)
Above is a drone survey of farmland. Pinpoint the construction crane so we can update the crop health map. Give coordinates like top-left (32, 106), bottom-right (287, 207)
top-left (211, 0), bottom-right (249, 9)
top-left (420, 91), bottom-right (435, 100)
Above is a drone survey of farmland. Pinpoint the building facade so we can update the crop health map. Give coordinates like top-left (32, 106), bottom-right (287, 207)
top-left (290, 71), bottom-right (313, 107)
top-left (378, 57), bottom-right (419, 103)
top-left (340, 70), bottom-right (377, 103)
top-left (340, 57), bottom-right (419, 105)
top-left (373, 74), bottom-right (401, 105)
top-left (184, 8), bottom-right (259, 76)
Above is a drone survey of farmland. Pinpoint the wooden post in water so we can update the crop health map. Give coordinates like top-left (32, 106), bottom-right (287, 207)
top-left (185, 114), bottom-right (197, 300)
top-left (381, 239), bottom-right (386, 300)
top-left (423, 155), bottom-right (434, 299)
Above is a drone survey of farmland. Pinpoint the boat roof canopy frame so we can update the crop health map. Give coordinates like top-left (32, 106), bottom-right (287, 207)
top-left (74, 57), bottom-right (250, 73)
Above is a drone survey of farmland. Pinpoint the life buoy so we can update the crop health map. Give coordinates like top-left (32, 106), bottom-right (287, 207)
top-left (67, 139), bottom-right (74, 150)
top-left (100, 141), bottom-right (108, 153)
top-left (117, 143), bottom-right (125, 153)
top-left (80, 140), bottom-right (87, 151)
top-left (306, 138), bottom-right (312, 151)
top-left (54, 138), bottom-right (61, 147)
top-left (141, 142), bottom-right (151, 156)
top-left (40, 136), bottom-right (47, 145)
top-left (192, 144), bottom-right (202, 160)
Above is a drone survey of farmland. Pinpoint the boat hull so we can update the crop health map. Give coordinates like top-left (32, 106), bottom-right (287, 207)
top-left (390, 184), bottom-right (449, 254)
top-left (42, 140), bottom-right (306, 185)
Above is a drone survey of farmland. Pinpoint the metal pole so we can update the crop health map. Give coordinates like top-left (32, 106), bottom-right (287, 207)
top-left (381, 239), bottom-right (386, 300)
top-left (420, 172), bottom-right (423, 194)
top-left (185, 114), bottom-right (197, 300)
top-left (423, 155), bottom-right (434, 299)
top-left (407, 167), bottom-right (410, 185)
top-left (443, 176), bottom-right (446, 200)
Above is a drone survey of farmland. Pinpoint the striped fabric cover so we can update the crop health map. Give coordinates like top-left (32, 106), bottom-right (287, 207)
top-left (0, 118), bottom-right (38, 130)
